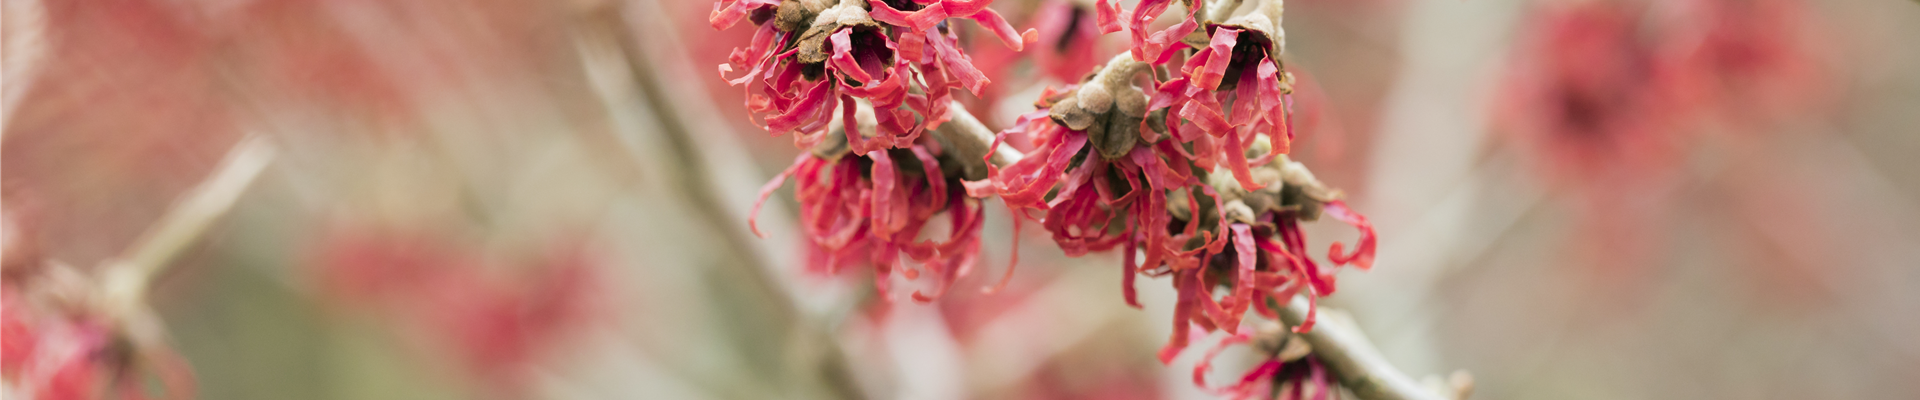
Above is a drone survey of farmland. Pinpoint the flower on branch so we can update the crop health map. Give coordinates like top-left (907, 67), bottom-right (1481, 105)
top-left (750, 123), bottom-right (989, 303)
top-left (1192, 324), bottom-right (1335, 400)
top-left (1494, 0), bottom-right (1676, 182)
top-left (961, 53), bottom-right (1375, 365)
top-left (1029, 0), bottom-right (1111, 83)
top-left (714, 0), bottom-right (1037, 154)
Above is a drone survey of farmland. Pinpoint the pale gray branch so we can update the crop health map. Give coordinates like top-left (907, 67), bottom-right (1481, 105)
top-left (1276, 295), bottom-right (1472, 400)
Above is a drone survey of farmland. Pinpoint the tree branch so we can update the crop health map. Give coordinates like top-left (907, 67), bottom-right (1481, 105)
top-left (1275, 295), bottom-right (1473, 400)
top-left (580, 3), bottom-right (868, 399)
top-left (103, 135), bottom-right (275, 307)
top-left (99, 134), bottom-right (275, 350)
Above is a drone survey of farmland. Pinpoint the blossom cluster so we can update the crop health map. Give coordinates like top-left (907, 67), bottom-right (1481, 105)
top-left (721, 0), bottom-right (1038, 301)
top-left (713, 0), bottom-right (1034, 153)
top-left (1494, 0), bottom-right (1826, 182)
top-left (309, 224), bottom-right (600, 392)
top-left (722, 0), bottom-right (1380, 395)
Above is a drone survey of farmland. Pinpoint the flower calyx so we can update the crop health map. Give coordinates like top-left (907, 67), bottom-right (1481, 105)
top-left (1178, 150), bottom-right (1340, 229)
top-left (1048, 55), bottom-right (1161, 160)
top-left (795, 1), bottom-right (884, 67)
top-left (773, 0), bottom-right (836, 33)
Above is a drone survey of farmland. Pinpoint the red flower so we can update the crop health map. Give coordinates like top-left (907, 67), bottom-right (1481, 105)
top-left (715, 0), bottom-right (1035, 154)
top-left (1151, 22), bottom-right (1294, 193)
top-left (751, 140), bottom-right (988, 302)
top-left (1158, 195), bottom-right (1373, 363)
top-left (1026, 0), bottom-right (1110, 83)
top-left (963, 74), bottom-right (1207, 306)
top-left (309, 225), bottom-right (601, 392)
top-left (1192, 328), bottom-right (1334, 400)
top-left (1494, 0), bottom-right (1678, 182)
top-left (962, 54), bottom-right (1372, 365)
top-left (1109, 0), bottom-right (1200, 65)
top-left (1662, 0), bottom-right (1827, 124)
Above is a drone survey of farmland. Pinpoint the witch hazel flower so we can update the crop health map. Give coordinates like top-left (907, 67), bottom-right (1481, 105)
top-left (965, 55), bottom-right (1206, 300)
top-left (1151, 6), bottom-right (1295, 193)
top-left (1155, 152), bottom-right (1374, 363)
top-left (1103, 0), bottom-right (1201, 65)
top-left (1192, 323), bottom-right (1335, 400)
top-left (1494, 0), bottom-right (1677, 183)
top-left (1026, 0), bottom-right (1112, 83)
top-left (713, 0), bottom-right (1035, 154)
top-left (751, 122), bottom-right (990, 303)
top-left (1661, 0), bottom-right (1828, 124)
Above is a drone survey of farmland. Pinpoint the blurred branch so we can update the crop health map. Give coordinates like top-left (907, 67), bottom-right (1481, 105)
top-left (573, 2), bottom-right (867, 399)
top-left (932, 100), bottom-right (1024, 175)
top-left (100, 134), bottom-right (274, 346)
top-left (2, 0), bottom-right (50, 131)
top-left (1275, 295), bottom-right (1472, 400)
top-left (103, 134), bottom-right (275, 304)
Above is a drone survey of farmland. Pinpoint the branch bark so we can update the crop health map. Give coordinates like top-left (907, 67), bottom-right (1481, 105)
top-left (103, 135), bottom-right (275, 308)
top-left (1275, 295), bottom-right (1472, 400)
top-left (100, 134), bottom-right (275, 349)
top-left (579, 3), bottom-right (868, 399)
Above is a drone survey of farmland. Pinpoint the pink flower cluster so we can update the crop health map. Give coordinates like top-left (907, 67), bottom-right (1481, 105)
top-left (722, 0), bottom-right (1040, 301)
top-left (713, 0), bottom-right (1035, 153)
top-left (310, 225), bottom-right (599, 392)
top-left (752, 145), bottom-right (987, 302)
top-left (724, 1), bottom-right (1384, 395)
top-left (1495, 0), bottom-right (1827, 182)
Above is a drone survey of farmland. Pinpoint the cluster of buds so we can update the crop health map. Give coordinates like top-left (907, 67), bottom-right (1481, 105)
top-left (725, 0), bottom-right (1382, 395)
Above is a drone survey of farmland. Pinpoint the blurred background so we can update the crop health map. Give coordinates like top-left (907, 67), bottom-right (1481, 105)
top-left (3, 0), bottom-right (1919, 398)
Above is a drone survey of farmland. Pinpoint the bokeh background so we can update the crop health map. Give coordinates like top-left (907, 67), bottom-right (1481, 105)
top-left (4, 0), bottom-right (1919, 398)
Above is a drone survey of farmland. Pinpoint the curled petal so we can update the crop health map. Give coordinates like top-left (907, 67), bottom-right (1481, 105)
top-left (828, 30), bottom-right (876, 84)
top-left (1095, 0), bottom-right (1123, 33)
top-left (1222, 127), bottom-right (1265, 191)
top-left (764, 80), bottom-right (838, 134)
top-left (1325, 200), bottom-right (1378, 270)
top-left (1132, 2), bottom-right (1199, 64)
top-left (1158, 270), bottom-right (1199, 364)
top-left (928, 30), bottom-right (991, 94)
top-left (1122, 234), bottom-right (1141, 308)
top-left (963, 9), bottom-right (1035, 51)
top-left (749, 154), bottom-right (812, 238)
top-left (1230, 223), bottom-right (1258, 312)
top-left (983, 200), bottom-right (1023, 294)
top-left (870, 0), bottom-right (950, 31)
top-left (710, 0), bottom-right (780, 30)
top-left (1195, 28), bottom-right (1241, 90)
